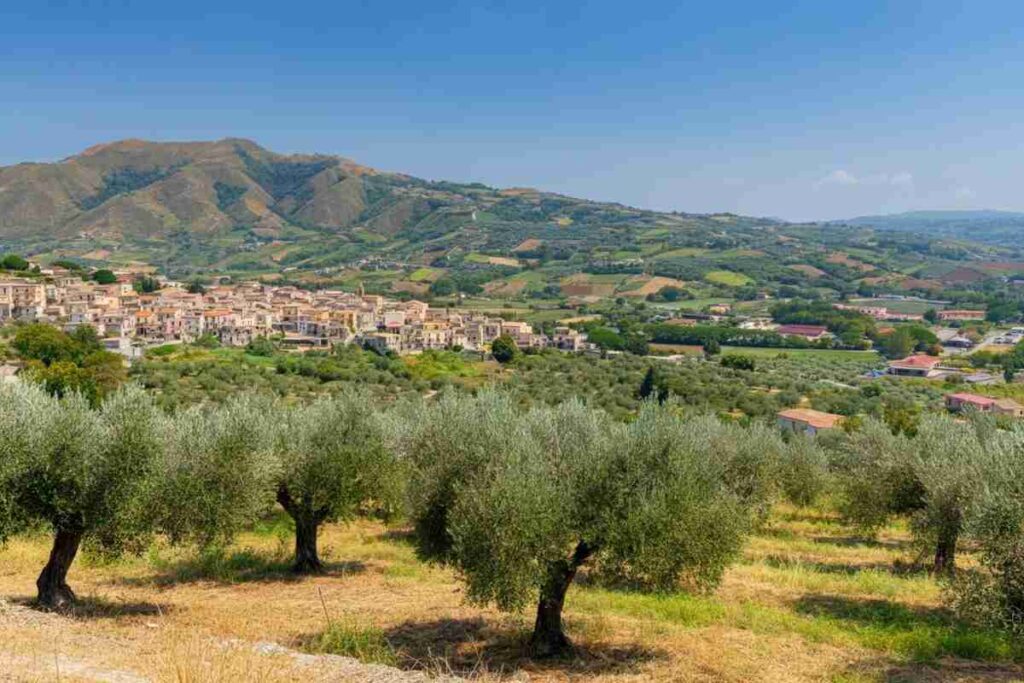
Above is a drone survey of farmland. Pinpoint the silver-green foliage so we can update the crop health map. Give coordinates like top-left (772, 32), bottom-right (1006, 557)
top-left (275, 389), bottom-right (396, 523)
top-left (777, 434), bottom-right (831, 508)
top-left (394, 393), bottom-right (756, 615)
top-left (950, 422), bottom-right (1024, 633)
top-left (0, 381), bottom-right (165, 552)
top-left (836, 413), bottom-right (996, 572)
top-left (159, 394), bottom-right (278, 546)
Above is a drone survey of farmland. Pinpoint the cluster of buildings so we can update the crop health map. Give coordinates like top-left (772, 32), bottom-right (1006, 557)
top-left (0, 273), bottom-right (589, 357)
top-left (778, 388), bottom-right (1024, 437)
top-left (832, 303), bottom-right (924, 322)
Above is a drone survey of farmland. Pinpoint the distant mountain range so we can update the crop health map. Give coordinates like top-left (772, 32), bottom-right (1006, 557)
top-left (830, 210), bottom-right (1024, 247)
top-left (0, 140), bottom-right (1017, 300)
top-left (0, 138), bottom-right (783, 275)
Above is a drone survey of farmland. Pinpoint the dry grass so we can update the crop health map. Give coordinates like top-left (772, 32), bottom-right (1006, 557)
top-left (1, 506), bottom-right (1021, 682)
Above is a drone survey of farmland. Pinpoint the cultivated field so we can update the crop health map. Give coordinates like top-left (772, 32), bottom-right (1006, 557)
top-left (1, 505), bottom-right (1019, 682)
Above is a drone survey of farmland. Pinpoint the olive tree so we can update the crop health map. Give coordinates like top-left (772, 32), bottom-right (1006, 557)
top-left (837, 415), bottom-right (990, 574)
top-left (777, 434), bottom-right (831, 508)
top-left (273, 390), bottom-right (398, 573)
top-left (0, 382), bottom-right (166, 609)
top-left (834, 419), bottom-right (922, 534)
top-left (387, 390), bottom-right (514, 562)
top-left (952, 423), bottom-right (1024, 633)
top-left (158, 394), bottom-right (278, 548)
top-left (392, 393), bottom-right (754, 657)
top-left (907, 414), bottom-right (989, 574)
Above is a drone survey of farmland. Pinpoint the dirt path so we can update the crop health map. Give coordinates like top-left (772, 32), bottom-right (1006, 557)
top-left (0, 599), bottom-right (460, 683)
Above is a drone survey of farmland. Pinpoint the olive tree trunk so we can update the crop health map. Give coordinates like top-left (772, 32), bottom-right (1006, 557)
top-left (36, 527), bottom-right (83, 610)
top-left (933, 529), bottom-right (958, 575)
top-left (277, 486), bottom-right (326, 574)
top-left (530, 541), bottom-right (594, 657)
top-left (293, 514), bottom-right (323, 574)
top-left (932, 512), bottom-right (962, 576)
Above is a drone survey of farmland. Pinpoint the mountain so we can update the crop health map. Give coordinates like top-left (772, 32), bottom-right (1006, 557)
top-left (0, 140), bottom-right (1016, 300)
top-left (830, 210), bottom-right (1024, 247)
top-left (0, 138), bottom-right (375, 240)
top-left (0, 138), bottom-right (785, 273)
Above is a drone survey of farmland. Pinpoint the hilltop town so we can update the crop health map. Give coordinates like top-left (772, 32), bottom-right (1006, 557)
top-left (0, 264), bottom-right (588, 358)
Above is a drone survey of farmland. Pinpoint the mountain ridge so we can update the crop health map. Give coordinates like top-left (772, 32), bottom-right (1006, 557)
top-left (829, 210), bottom-right (1024, 247)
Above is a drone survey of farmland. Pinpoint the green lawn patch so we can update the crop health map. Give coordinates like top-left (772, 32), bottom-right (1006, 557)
top-left (704, 270), bottom-right (753, 287)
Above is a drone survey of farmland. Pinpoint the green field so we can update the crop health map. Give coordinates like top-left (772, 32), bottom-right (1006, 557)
top-left (407, 267), bottom-right (445, 282)
top-left (705, 270), bottom-right (753, 286)
top-left (722, 346), bottom-right (881, 361)
top-left (849, 298), bottom-right (945, 314)
top-left (652, 247), bottom-right (708, 260)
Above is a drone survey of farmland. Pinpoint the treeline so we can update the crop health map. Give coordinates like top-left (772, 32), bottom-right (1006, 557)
top-left (646, 323), bottom-right (833, 349)
top-left (4, 382), bottom-right (1024, 649)
top-left (0, 382), bottom-right (825, 655)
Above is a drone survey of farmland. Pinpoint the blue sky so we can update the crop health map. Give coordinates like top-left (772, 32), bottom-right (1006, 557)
top-left (2, 0), bottom-right (1023, 221)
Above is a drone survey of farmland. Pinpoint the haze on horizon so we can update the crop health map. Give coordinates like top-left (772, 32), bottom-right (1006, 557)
top-left (3, 0), bottom-right (1023, 223)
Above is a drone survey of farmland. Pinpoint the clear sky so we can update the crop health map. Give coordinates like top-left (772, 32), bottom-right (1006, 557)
top-left (3, 1), bottom-right (1023, 221)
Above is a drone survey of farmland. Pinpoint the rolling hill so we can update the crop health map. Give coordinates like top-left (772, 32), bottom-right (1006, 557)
top-left (831, 210), bottom-right (1024, 247)
top-left (0, 140), bottom-right (1018, 301)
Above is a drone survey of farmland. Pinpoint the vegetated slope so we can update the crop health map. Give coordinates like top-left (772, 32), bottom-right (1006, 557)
top-left (832, 210), bottom-right (1024, 247)
top-left (0, 140), bottom-right (1016, 288)
top-left (0, 138), bottom-right (787, 272)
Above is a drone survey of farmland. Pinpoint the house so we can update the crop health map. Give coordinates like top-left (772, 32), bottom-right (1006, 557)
top-left (777, 408), bottom-right (844, 436)
top-left (938, 309), bottom-right (985, 322)
top-left (886, 354), bottom-right (942, 378)
top-left (946, 392), bottom-right (997, 413)
top-left (946, 392), bottom-right (1024, 418)
top-left (943, 335), bottom-right (975, 349)
top-left (776, 324), bottom-right (830, 341)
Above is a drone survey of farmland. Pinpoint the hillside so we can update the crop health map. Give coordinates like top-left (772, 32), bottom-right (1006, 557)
top-left (832, 210), bottom-right (1024, 247)
top-left (1, 140), bottom-right (1019, 301)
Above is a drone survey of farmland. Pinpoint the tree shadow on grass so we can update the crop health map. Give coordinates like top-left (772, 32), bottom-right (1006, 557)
top-left (792, 595), bottom-right (1019, 664)
top-left (794, 594), bottom-right (950, 628)
top-left (380, 617), bottom-right (666, 677)
top-left (379, 527), bottom-right (416, 545)
top-left (125, 547), bottom-right (366, 587)
top-left (762, 554), bottom-right (929, 577)
top-left (774, 509), bottom-right (843, 526)
top-left (13, 594), bottom-right (171, 620)
top-left (809, 534), bottom-right (915, 551)
top-left (840, 656), bottom-right (1024, 682)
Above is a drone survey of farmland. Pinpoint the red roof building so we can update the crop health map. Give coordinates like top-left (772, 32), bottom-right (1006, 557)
top-left (777, 408), bottom-right (844, 435)
top-left (776, 324), bottom-right (830, 340)
top-left (887, 354), bottom-right (942, 378)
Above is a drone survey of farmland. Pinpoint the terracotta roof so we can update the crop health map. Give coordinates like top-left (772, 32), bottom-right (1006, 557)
top-left (778, 408), bottom-right (844, 429)
top-left (777, 324), bottom-right (828, 337)
top-left (947, 393), bottom-right (996, 407)
top-left (890, 354), bottom-right (941, 369)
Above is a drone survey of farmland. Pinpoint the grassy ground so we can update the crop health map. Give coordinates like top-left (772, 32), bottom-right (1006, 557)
top-left (1, 505), bottom-right (1020, 682)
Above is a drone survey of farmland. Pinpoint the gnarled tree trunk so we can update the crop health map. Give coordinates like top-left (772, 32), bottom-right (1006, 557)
top-left (278, 485), bottom-right (326, 574)
top-left (37, 527), bottom-right (83, 610)
top-left (530, 541), bottom-right (594, 658)
top-left (293, 513), bottom-right (323, 574)
top-left (933, 512), bottom-right (961, 576)
top-left (933, 529), bottom-right (958, 575)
